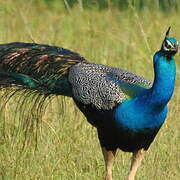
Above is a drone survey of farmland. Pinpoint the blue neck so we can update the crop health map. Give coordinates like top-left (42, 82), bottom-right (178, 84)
top-left (149, 51), bottom-right (176, 107)
top-left (114, 50), bottom-right (176, 131)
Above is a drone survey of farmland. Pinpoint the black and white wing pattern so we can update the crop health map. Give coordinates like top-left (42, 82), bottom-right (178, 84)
top-left (68, 62), bottom-right (152, 110)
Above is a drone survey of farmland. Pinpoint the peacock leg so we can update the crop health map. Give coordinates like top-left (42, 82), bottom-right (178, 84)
top-left (101, 147), bottom-right (117, 180)
top-left (127, 148), bottom-right (145, 180)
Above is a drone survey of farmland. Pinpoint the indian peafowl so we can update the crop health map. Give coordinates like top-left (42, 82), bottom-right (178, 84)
top-left (0, 27), bottom-right (178, 180)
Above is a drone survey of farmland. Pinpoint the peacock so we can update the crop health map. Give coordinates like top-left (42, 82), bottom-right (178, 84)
top-left (0, 27), bottom-right (178, 180)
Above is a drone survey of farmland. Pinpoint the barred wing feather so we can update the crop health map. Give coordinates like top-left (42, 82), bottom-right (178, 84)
top-left (69, 62), bottom-right (152, 110)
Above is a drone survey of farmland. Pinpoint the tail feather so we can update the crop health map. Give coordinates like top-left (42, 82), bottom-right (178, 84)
top-left (0, 42), bottom-right (86, 96)
top-left (0, 42), bottom-right (86, 146)
top-left (0, 72), bottom-right (39, 88)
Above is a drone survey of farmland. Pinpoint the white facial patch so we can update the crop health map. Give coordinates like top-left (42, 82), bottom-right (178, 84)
top-left (163, 40), bottom-right (174, 51)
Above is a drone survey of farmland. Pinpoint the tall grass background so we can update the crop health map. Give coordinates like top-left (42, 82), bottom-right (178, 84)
top-left (0, 0), bottom-right (180, 179)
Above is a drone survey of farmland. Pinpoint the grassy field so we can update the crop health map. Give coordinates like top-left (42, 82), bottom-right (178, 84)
top-left (0, 1), bottom-right (180, 179)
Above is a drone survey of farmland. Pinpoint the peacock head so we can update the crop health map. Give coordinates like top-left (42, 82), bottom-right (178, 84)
top-left (161, 27), bottom-right (178, 57)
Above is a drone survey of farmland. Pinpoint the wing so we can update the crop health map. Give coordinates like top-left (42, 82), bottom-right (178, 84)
top-left (106, 66), bottom-right (152, 98)
top-left (69, 62), bottom-right (152, 110)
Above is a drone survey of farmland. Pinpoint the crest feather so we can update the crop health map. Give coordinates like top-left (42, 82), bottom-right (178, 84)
top-left (165, 26), bottom-right (171, 38)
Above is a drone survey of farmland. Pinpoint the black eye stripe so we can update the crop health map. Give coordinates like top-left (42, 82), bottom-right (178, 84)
top-left (165, 40), bottom-right (173, 48)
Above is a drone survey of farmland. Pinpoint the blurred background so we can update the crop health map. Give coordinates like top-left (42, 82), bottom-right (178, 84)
top-left (0, 0), bottom-right (179, 179)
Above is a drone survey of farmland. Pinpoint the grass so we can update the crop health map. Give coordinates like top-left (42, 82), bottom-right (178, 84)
top-left (0, 0), bottom-right (180, 179)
